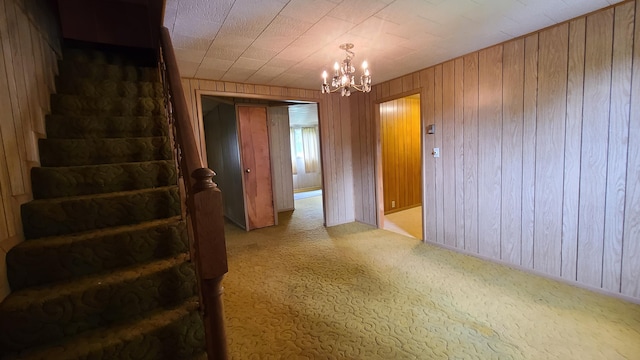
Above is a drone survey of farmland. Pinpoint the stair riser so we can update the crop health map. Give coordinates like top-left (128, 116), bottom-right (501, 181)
top-left (51, 95), bottom-right (164, 117)
top-left (55, 78), bottom-right (163, 98)
top-left (61, 48), bottom-right (157, 67)
top-left (21, 187), bottom-right (181, 239)
top-left (45, 115), bottom-right (168, 139)
top-left (32, 161), bottom-right (177, 199)
top-left (58, 62), bottom-right (159, 82)
top-left (7, 221), bottom-right (188, 290)
top-left (0, 261), bottom-right (198, 353)
top-left (2, 304), bottom-right (205, 360)
top-left (38, 137), bottom-right (172, 167)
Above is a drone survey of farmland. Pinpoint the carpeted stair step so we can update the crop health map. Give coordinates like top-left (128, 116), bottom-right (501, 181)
top-left (55, 77), bottom-right (163, 98)
top-left (62, 47), bottom-right (156, 67)
top-left (1, 298), bottom-right (205, 360)
top-left (0, 254), bottom-right (198, 354)
top-left (31, 160), bottom-right (177, 199)
top-left (21, 186), bottom-right (181, 240)
top-left (38, 136), bottom-right (171, 166)
top-left (45, 115), bottom-right (168, 139)
top-left (50, 94), bottom-right (164, 117)
top-left (7, 217), bottom-right (188, 290)
top-left (57, 61), bottom-right (159, 82)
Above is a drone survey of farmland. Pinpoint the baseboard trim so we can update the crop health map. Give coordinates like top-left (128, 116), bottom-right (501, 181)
top-left (421, 239), bottom-right (640, 305)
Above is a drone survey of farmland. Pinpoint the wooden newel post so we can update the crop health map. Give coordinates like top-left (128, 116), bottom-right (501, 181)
top-left (191, 167), bottom-right (229, 360)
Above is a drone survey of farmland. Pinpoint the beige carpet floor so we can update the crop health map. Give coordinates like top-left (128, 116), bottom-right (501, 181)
top-left (222, 196), bottom-right (640, 359)
top-left (384, 206), bottom-right (423, 240)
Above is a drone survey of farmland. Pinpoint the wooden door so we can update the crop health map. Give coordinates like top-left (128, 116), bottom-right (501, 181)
top-left (237, 106), bottom-right (275, 230)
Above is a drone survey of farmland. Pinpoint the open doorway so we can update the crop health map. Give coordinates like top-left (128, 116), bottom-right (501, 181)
top-left (379, 94), bottom-right (423, 239)
top-left (200, 96), bottom-right (324, 230)
top-left (288, 104), bottom-right (322, 202)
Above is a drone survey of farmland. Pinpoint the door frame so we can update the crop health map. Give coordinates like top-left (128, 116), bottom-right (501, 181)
top-left (195, 89), bottom-right (326, 226)
top-left (373, 91), bottom-right (425, 239)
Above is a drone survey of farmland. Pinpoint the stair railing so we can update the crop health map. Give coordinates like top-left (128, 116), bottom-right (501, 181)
top-left (158, 26), bottom-right (229, 360)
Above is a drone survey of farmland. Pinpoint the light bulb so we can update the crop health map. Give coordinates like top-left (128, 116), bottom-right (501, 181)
top-left (362, 60), bottom-right (368, 69)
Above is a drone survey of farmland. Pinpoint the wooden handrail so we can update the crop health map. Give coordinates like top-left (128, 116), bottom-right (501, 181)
top-left (159, 26), bottom-right (229, 360)
top-left (159, 27), bottom-right (203, 186)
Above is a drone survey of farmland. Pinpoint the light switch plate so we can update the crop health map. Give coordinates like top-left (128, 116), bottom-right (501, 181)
top-left (433, 148), bottom-right (440, 158)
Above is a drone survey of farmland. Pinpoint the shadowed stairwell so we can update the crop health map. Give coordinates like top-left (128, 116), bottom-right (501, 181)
top-left (224, 196), bottom-right (640, 359)
top-left (0, 44), bottom-right (205, 359)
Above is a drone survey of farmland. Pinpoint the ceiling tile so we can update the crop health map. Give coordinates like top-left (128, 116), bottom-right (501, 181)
top-left (233, 57), bottom-right (267, 70)
top-left (328, 0), bottom-right (389, 24)
top-left (281, 0), bottom-right (338, 23)
top-left (195, 67), bottom-right (226, 79)
top-left (242, 46), bottom-right (279, 61)
top-left (173, 17), bottom-right (222, 39)
top-left (200, 58), bottom-right (234, 70)
top-left (176, 0), bottom-right (234, 24)
top-left (171, 34), bottom-right (211, 51)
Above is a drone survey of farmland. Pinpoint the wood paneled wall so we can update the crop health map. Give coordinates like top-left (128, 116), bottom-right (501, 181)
top-left (268, 106), bottom-right (295, 212)
top-left (181, 79), bottom-right (354, 226)
top-left (380, 96), bottom-right (421, 213)
top-left (0, 0), bottom-right (60, 300)
top-left (352, 0), bottom-right (640, 300)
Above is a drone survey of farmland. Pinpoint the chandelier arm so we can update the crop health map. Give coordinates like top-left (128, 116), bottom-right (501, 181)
top-left (322, 43), bottom-right (371, 96)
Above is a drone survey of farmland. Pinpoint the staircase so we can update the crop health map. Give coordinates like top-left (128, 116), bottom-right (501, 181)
top-left (0, 43), bottom-right (206, 359)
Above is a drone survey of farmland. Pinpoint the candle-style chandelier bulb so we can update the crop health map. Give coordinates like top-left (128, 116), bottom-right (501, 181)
top-left (321, 43), bottom-right (372, 96)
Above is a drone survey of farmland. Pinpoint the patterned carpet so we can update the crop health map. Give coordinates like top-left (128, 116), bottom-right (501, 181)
top-left (222, 196), bottom-right (640, 359)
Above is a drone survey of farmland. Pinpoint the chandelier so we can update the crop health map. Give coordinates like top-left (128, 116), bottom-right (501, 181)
top-left (321, 43), bottom-right (371, 96)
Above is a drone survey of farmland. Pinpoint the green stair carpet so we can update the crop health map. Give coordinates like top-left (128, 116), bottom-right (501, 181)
top-left (0, 43), bottom-right (206, 359)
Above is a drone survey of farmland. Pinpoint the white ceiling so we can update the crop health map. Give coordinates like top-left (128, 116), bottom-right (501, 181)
top-left (164, 0), bottom-right (621, 91)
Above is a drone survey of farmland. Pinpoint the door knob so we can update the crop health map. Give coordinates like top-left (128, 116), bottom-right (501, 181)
top-left (245, 168), bottom-right (251, 173)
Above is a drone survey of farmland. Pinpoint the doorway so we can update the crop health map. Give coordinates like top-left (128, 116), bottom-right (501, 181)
top-left (379, 94), bottom-right (423, 239)
top-left (288, 104), bottom-right (323, 201)
top-left (200, 96), bottom-right (324, 230)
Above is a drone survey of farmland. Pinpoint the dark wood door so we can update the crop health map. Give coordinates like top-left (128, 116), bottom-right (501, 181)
top-left (237, 106), bottom-right (275, 230)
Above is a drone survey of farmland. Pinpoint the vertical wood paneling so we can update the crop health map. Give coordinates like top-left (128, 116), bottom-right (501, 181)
top-left (352, 92), bottom-right (365, 222)
top-left (268, 106), bottom-right (294, 212)
top-left (365, 91), bottom-right (376, 225)
top-left (522, 34), bottom-right (538, 269)
top-left (535, 24), bottom-right (568, 276)
top-left (434, 65), bottom-right (444, 244)
top-left (463, 53), bottom-right (479, 253)
top-left (501, 39), bottom-right (524, 265)
top-left (381, 97), bottom-right (421, 213)
top-left (454, 58), bottom-right (465, 249)
top-left (578, 9), bottom-right (614, 287)
top-left (0, 152), bottom-right (9, 238)
top-left (339, 96), bottom-right (352, 222)
top-left (322, 97), bottom-right (338, 224)
top-left (562, 17), bottom-right (586, 281)
top-left (30, 31), bottom-right (47, 136)
top-left (477, 45), bottom-right (503, 259)
top-left (16, 7), bottom-right (37, 164)
top-left (442, 61), bottom-right (456, 247)
top-left (622, 0), bottom-right (640, 297)
top-left (410, 97), bottom-right (420, 209)
top-left (1, 0), bottom-right (61, 301)
top-left (2, 0), bottom-right (27, 195)
top-left (602, 2), bottom-right (634, 292)
top-left (422, 68), bottom-right (437, 243)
